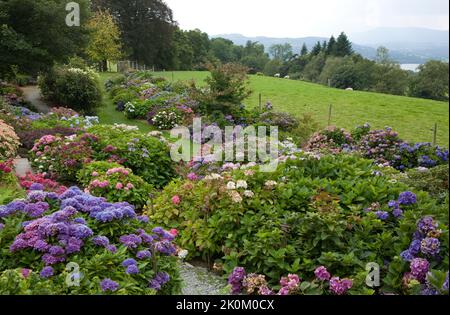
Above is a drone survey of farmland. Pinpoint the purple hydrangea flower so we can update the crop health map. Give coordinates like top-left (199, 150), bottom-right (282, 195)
top-left (401, 249), bottom-right (415, 262)
top-left (100, 279), bottom-right (119, 292)
top-left (137, 215), bottom-right (149, 223)
top-left (443, 273), bottom-right (449, 291)
top-left (421, 238), bottom-right (440, 256)
top-left (154, 240), bottom-right (176, 255)
top-left (30, 183), bottom-right (45, 191)
top-left (40, 266), bottom-right (54, 278)
top-left (409, 239), bottom-right (422, 256)
top-left (376, 211), bottom-right (389, 221)
top-left (149, 272), bottom-right (170, 291)
top-left (410, 258), bottom-right (430, 282)
top-left (106, 244), bottom-right (117, 253)
top-left (92, 236), bottom-right (110, 247)
top-left (417, 217), bottom-right (438, 235)
top-left (122, 258), bottom-right (137, 267)
top-left (392, 208), bottom-right (404, 218)
top-left (228, 267), bottom-right (246, 294)
top-left (398, 191), bottom-right (417, 205)
top-left (136, 250), bottom-right (152, 260)
top-left (126, 265), bottom-right (140, 275)
top-left (119, 234), bottom-right (142, 249)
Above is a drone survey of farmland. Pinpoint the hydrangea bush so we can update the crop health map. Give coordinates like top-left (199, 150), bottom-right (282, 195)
top-left (150, 153), bottom-right (448, 294)
top-left (77, 161), bottom-right (153, 209)
top-left (0, 186), bottom-right (182, 295)
top-left (306, 124), bottom-right (448, 171)
top-left (0, 119), bottom-right (20, 160)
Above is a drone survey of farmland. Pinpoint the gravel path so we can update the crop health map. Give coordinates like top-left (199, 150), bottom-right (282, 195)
top-left (20, 85), bottom-right (50, 113)
top-left (179, 262), bottom-right (229, 295)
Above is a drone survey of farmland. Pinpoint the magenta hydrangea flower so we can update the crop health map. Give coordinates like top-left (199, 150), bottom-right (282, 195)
top-left (228, 267), bottom-right (246, 294)
top-left (314, 266), bottom-right (331, 281)
top-left (329, 277), bottom-right (353, 295)
top-left (410, 258), bottom-right (430, 282)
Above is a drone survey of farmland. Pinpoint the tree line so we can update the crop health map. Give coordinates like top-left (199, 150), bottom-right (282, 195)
top-left (0, 0), bottom-right (448, 101)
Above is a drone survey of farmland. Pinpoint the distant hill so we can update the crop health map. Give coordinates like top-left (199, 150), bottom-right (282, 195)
top-left (212, 28), bottom-right (449, 64)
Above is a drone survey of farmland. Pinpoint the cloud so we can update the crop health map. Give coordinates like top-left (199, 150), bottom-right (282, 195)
top-left (164, 0), bottom-right (449, 37)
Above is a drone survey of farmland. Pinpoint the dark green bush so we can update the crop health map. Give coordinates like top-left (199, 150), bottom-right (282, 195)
top-left (38, 66), bottom-right (102, 114)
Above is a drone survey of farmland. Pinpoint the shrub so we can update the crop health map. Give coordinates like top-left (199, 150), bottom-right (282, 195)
top-left (38, 66), bottom-right (102, 114)
top-left (17, 127), bottom-right (81, 150)
top-left (195, 63), bottom-right (252, 116)
top-left (151, 109), bottom-right (182, 130)
top-left (0, 187), bottom-right (182, 295)
top-left (0, 119), bottom-right (20, 160)
top-left (0, 160), bottom-right (24, 205)
top-left (87, 125), bottom-right (176, 188)
top-left (305, 126), bottom-right (353, 154)
top-left (149, 153), bottom-right (448, 293)
top-left (30, 134), bottom-right (97, 182)
top-left (77, 161), bottom-right (153, 209)
top-left (401, 165), bottom-right (449, 202)
top-left (18, 173), bottom-right (67, 195)
top-left (258, 111), bottom-right (300, 132)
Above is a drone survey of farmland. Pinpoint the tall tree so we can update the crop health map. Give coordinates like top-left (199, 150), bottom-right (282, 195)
top-left (269, 43), bottom-right (293, 62)
top-left (409, 60), bottom-right (449, 101)
top-left (375, 46), bottom-right (396, 65)
top-left (86, 10), bottom-right (122, 72)
top-left (186, 29), bottom-right (210, 66)
top-left (91, 0), bottom-right (176, 69)
top-left (310, 41), bottom-right (322, 56)
top-left (326, 35), bottom-right (337, 56)
top-left (0, 0), bottom-right (90, 77)
top-left (335, 32), bottom-right (353, 57)
top-left (300, 43), bottom-right (308, 56)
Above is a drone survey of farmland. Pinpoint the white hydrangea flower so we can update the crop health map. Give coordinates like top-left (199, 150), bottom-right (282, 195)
top-left (243, 190), bottom-right (254, 198)
top-left (236, 180), bottom-right (248, 189)
top-left (226, 181), bottom-right (236, 190)
top-left (265, 180), bottom-right (278, 189)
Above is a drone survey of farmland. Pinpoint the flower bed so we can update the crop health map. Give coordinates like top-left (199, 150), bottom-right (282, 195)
top-left (0, 186), bottom-right (181, 295)
top-left (77, 161), bottom-right (153, 209)
top-left (306, 124), bottom-right (448, 171)
top-left (149, 153), bottom-right (449, 295)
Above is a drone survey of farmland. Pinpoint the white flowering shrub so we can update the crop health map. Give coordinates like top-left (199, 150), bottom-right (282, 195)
top-left (151, 109), bottom-right (181, 130)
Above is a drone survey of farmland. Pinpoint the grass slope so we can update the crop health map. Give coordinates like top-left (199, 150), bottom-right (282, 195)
top-left (152, 71), bottom-right (449, 146)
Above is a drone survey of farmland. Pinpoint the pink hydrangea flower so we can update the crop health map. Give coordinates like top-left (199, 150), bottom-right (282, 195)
top-left (116, 183), bottom-right (123, 190)
top-left (172, 195), bottom-right (181, 205)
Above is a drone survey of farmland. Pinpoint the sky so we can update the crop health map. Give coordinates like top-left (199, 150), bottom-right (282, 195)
top-left (164, 0), bottom-right (449, 38)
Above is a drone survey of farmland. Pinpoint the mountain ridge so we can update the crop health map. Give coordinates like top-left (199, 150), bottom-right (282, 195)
top-left (212, 28), bottom-right (449, 64)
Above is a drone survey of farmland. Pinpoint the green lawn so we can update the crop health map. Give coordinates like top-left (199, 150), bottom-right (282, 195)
top-left (153, 71), bottom-right (449, 147)
top-left (97, 72), bottom-right (155, 133)
top-left (96, 71), bottom-right (449, 146)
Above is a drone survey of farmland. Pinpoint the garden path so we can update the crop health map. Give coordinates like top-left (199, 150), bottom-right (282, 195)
top-left (21, 85), bottom-right (50, 114)
top-left (179, 262), bottom-right (229, 295)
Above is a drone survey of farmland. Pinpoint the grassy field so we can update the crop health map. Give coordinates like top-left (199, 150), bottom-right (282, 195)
top-left (152, 71), bottom-right (449, 146)
top-left (96, 71), bottom-right (449, 146)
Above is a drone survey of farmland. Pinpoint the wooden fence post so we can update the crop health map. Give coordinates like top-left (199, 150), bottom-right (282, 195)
top-left (328, 104), bottom-right (333, 126)
top-left (433, 123), bottom-right (438, 146)
top-left (259, 93), bottom-right (262, 111)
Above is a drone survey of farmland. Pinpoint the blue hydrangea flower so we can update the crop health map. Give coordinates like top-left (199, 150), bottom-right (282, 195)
top-left (398, 192), bottom-right (417, 206)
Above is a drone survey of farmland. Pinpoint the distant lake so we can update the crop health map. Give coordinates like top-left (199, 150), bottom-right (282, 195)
top-left (400, 64), bottom-right (421, 72)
